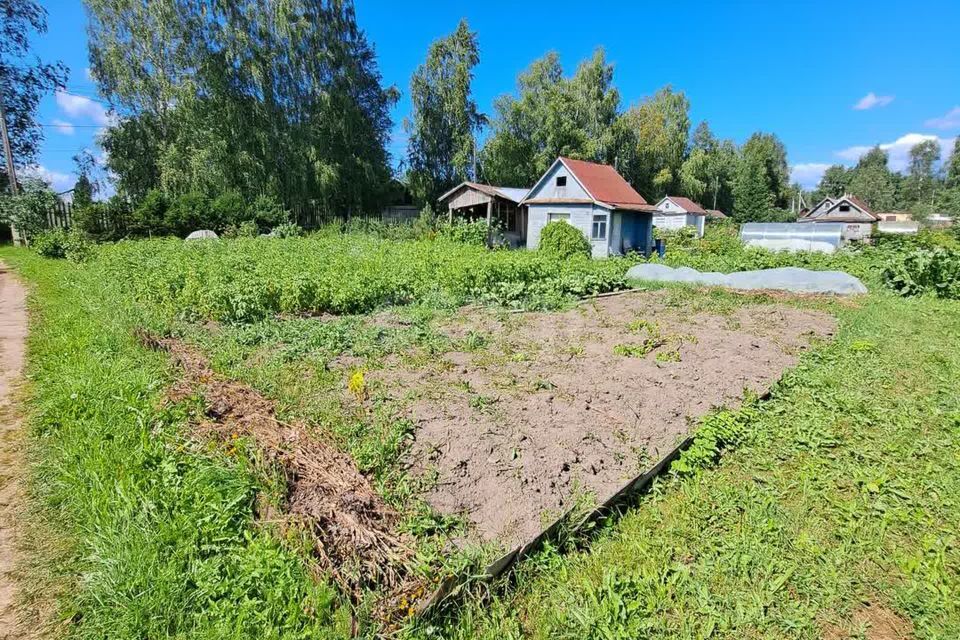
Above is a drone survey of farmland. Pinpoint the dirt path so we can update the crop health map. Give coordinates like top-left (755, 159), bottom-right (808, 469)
top-left (0, 261), bottom-right (29, 639)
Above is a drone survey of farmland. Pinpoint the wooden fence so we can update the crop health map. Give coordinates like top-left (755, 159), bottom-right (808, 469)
top-left (40, 199), bottom-right (418, 234)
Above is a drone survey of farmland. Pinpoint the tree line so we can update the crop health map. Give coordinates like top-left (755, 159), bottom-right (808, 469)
top-left (2, 4), bottom-right (958, 238)
top-left (405, 20), bottom-right (797, 221)
top-left (810, 140), bottom-right (960, 220)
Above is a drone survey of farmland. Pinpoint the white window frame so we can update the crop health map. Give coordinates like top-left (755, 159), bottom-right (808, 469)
top-left (591, 214), bottom-right (607, 240)
top-left (548, 212), bottom-right (571, 223)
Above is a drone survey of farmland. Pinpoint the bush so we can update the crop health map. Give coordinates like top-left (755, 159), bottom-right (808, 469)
top-left (884, 247), bottom-right (960, 299)
top-left (222, 220), bottom-right (259, 238)
top-left (209, 191), bottom-right (246, 229)
top-left (165, 192), bottom-right (211, 237)
top-left (539, 220), bottom-right (591, 259)
top-left (32, 228), bottom-right (69, 258)
top-left (270, 222), bottom-right (303, 238)
top-left (247, 194), bottom-right (289, 232)
top-left (130, 189), bottom-right (168, 236)
top-left (32, 228), bottom-right (94, 262)
top-left (438, 219), bottom-right (489, 246)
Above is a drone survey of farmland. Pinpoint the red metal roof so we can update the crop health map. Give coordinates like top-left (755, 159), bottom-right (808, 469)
top-left (663, 196), bottom-right (707, 215)
top-left (559, 157), bottom-right (648, 206)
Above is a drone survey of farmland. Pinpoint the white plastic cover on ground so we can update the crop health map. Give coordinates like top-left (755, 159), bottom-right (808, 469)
top-left (185, 229), bottom-right (219, 240)
top-left (625, 263), bottom-right (868, 295)
top-left (740, 222), bottom-right (843, 253)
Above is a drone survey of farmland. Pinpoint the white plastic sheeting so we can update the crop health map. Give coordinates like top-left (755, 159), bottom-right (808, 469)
top-left (877, 221), bottom-right (919, 234)
top-left (625, 264), bottom-right (867, 295)
top-left (185, 229), bottom-right (219, 241)
top-left (740, 222), bottom-right (843, 253)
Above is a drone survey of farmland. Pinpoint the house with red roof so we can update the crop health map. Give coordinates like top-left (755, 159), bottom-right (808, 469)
top-left (521, 157), bottom-right (657, 258)
top-left (652, 196), bottom-right (708, 237)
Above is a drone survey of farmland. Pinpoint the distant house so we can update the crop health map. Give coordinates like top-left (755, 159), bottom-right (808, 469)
top-left (798, 194), bottom-right (880, 241)
top-left (522, 157), bottom-right (656, 258)
top-left (653, 196), bottom-right (707, 237)
top-left (438, 182), bottom-right (529, 247)
top-left (706, 209), bottom-right (727, 220)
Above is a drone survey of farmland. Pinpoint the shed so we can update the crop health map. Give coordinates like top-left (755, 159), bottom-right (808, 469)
top-left (438, 182), bottom-right (529, 247)
top-left (653, 196), bottom-right (708, 237)
top-left (522, 157), bottom-right (655, 258)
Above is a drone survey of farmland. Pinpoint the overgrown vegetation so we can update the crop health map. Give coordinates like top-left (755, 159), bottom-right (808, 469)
top-left (539, 220), bottom-right (592, 259)
top-left (90, 230), bottom-right (632, 322)
top-left (4, 221), bottom-right (960, 638)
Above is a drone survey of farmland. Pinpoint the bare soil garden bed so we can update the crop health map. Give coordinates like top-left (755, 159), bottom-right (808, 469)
top-left (360, 290), bottom-right (836, 549)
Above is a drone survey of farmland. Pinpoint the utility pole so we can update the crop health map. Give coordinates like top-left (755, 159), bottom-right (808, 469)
top-left (0, 92), bottom-right (22, 245)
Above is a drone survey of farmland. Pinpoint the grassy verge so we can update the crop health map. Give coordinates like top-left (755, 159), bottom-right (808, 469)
top-left (405, 290), bottom-right (960, 639)
top-left (1, 248), bottom-right (353, 638)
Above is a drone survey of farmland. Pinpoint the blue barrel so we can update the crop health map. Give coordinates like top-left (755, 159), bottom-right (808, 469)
top-left (655, 238), bottom-right (666, 258)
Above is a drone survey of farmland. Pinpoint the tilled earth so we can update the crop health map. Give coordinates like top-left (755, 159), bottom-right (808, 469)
top-left (362, 290), bottom-right (837, 550)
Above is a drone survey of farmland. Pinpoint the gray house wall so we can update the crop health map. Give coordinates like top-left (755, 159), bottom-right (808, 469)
top-left (528, 161), bottom-right (592, 200)
top-left (527, 203), bottom-right (610, 258)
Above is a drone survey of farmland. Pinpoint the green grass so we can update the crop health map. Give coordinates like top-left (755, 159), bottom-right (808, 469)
top-left (1, 249), bottom-right (354, 638)
top-left (4, 228), bottom-right (960, 639)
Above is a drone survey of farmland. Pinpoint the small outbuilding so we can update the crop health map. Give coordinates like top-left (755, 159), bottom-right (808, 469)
top-left (798, 194), bottom-right (880, 241)
top-left (438, 182), bottom-right (529, 247)
top-left (522, 157), bottom-right (656, 258)
top-left (653, 196), bottom-right (708, 237)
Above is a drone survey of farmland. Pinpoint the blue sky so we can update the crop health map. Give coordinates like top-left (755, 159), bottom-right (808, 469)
top-left (25, 0), bottom-right (960, 195)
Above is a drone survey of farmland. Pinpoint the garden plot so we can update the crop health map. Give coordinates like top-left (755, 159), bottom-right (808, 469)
top-left (359, 291), bottom-right (836, 549)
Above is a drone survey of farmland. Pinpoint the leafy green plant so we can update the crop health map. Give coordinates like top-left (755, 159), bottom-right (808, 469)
top-left (31, 228), bottom-right (70, 258)
top-left (438, 219), bottom-right (490, 246)
top-left (271, 222), bottom-right (303, 238)
top-left (539, 220), bottom-right (591, 259)
top-left (883, 247), bottom-right (960, 299)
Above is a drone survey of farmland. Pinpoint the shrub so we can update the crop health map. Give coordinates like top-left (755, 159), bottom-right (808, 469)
top-left (165, 192), bottom-right (211, 237)
top-left (271, 222), bottom-right (303, 238)
top-left (248, 194), bottom-right (289, 232)
top-left (438, 219), bottom-right (489, 246)
top-left (209, 191), bottom-right (246, 230)
top-left (222, 220), bottom-right (259, 238)
top-left (0, 177), bottom-right (57, 241)
top-left (539, 220), bottom-right (591, 259)
top-left (883, 247), bottom-right (960, 299)
top-left (32, 228), bottom-right (94, 262)
top-left (130, 189), bottom-right (168, 236)
top-left (32, 228), bottom-right (70, 258)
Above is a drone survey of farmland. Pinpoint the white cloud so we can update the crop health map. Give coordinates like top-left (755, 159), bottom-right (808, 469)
top-left (925, 106), bottom-right (960, 130)
top-left (853, 92), bottom-right (894, 110)
top-left (790, 163), bottom-right (831, 189)
top-left (84, 67), bottom-right (94, 81)
top-left (55, 90), bottom-right (115, 126)
top-left (21, 165), bottom-right (75, 192)
top-left (835, 133), bottom-right (956, 171)
top-left (51, 119), bottom-right (75, 135)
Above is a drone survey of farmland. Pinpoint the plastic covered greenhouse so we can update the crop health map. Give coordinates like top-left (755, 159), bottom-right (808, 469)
top-left (740, 222), bottom-right (843, 253)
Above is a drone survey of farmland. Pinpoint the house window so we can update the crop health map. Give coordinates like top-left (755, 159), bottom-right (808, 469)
top-left (555, 176), bottom-right (567, 187)
top-left (591, 214), bottom-right (607, 240)
top-left (839, 204), bottom-right (851, 212)
top-left (886, 215), bottom-right (896, 222)
top-left (548, 213), bottom-right (570, 223)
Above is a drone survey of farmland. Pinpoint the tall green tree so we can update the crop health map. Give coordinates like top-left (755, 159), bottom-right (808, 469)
top-left (0, 0), bottom-right (67, 183)
top-left (732, 150), bottom-right (775, 221)
top-left (847, 146), bottom-right (897, 212)
top-left (946, 137), bottom-right (960, 189)
top-left (680, 122), bottom-right (736, 210)
top-left (480, 48), bottom-right (620, 188)
top-left (405, 19), bottom-right (484, 204)
top-left (616, 85), bottom-right (691, 200)
top-left (71, 149), bottom-right (100, 207)
top-left (904, 139), bottom-right (942, 206)
top-left (740, 132), bottom-right (790, 208)
top-left (89, 0), bottom-right (397, 214)
top-left (812, 164), bottom-right (851, 201)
